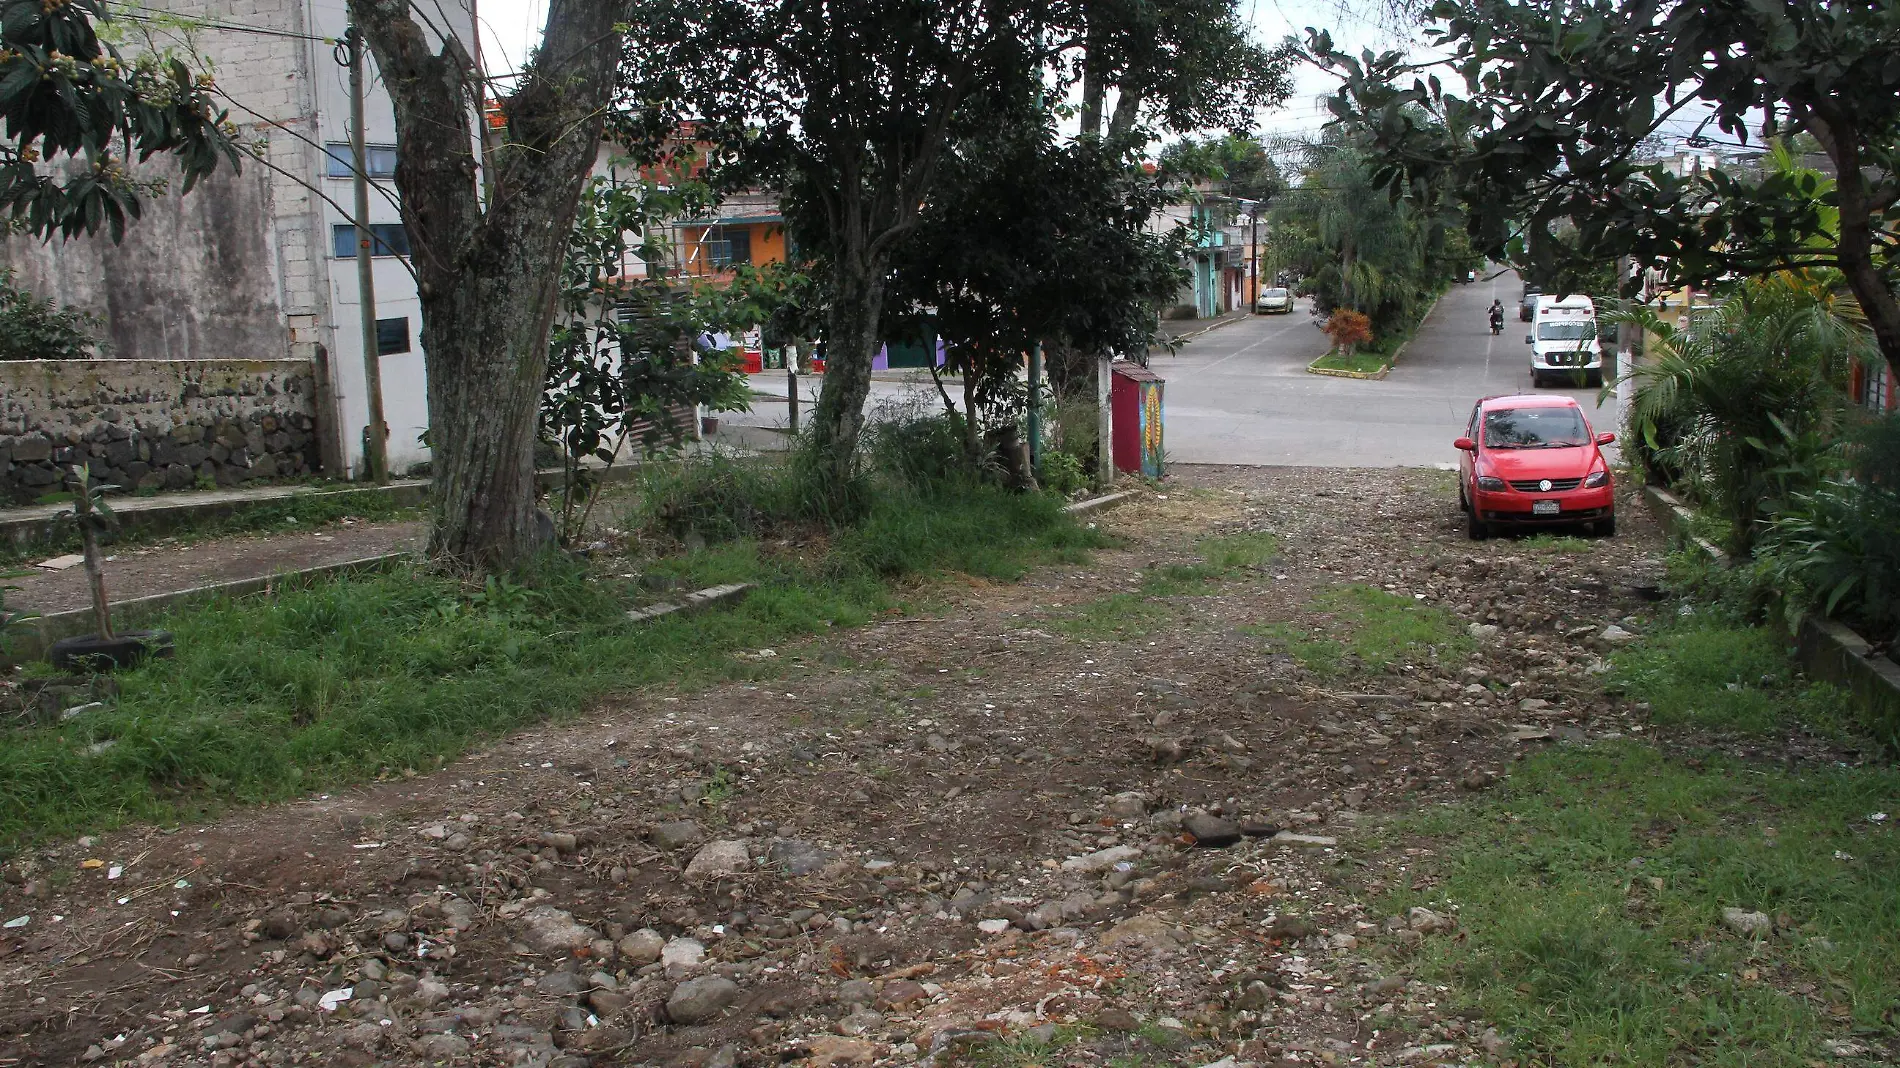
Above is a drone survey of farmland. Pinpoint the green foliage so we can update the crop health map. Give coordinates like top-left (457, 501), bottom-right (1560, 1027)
top-left (541, 168), bottom-right (755, 543)
top-left (1760, 413), bottom-right (1900, 647)
top-left (0, 268), bottom-right (95, 360)
top-left (1608, 618), bottom-right (1856, 738)
top-left (1039, 450), bottom-right (1089, 497)
top-left (1252, 583), bottom-right (1470, 677)
top-left (1617, 275), bottom-right (1866, 553)
top-left (1384, 741), bottom-right (1900, 1064)
top-left (1308, 0), bottom-right (1900, 373)
top-left (0, 0), bottom-right (241, 240)
top-left (1157, 134), bottom-right (1284, 204)
top-left (0, 475), bottom-right (1100, 850)
top-left (1269, 135), bottom-right (1467, 336)
top-left (886, 118), bottom-right (1188, 415)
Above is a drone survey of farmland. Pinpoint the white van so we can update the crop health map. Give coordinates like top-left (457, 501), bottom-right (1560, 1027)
top-left (1527, 294), bottom-right (1602, 387)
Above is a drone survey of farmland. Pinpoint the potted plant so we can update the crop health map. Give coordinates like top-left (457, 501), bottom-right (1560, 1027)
top-left (46, 465), bottom-right (173, 672)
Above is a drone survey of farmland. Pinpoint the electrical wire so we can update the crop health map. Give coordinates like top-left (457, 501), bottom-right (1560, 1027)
top-left (102, 1), bottom-right (338, 44)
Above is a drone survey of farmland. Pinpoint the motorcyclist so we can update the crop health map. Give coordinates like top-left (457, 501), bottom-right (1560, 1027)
top-left (1488, 300), bottom-right (1505, 334)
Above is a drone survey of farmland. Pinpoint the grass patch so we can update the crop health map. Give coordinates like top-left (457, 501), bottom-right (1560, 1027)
top-left (1052, 593), bottom-right (1175, 641)
top-left (0, 464), bottom-right (1102, 852)
top-left (1059, 530), bottom-right (1278, 636)
top-left (1523, 532), bottom-right (1594, 554)
top-left (1381, 741), bottom-right (1900, 1065)
top-left (1251, 584), bottom-right (1470, 677)
top-left (1609, 618), bottom-right (1856, 737)
top-left (1309, 349), bottom-right (1391, 375)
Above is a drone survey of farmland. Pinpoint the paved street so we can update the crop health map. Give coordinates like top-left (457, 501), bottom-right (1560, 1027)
top-left (723, 271), bottom-right (1622, 468)
top-left (1155, 271), bottom-right (1622, 467)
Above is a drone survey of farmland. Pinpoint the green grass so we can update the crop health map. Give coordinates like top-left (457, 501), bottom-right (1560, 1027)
top-left (1609, 620), bottom-right (1856, 737)
top-left (1250, 584), bottom-right (1470, 677)
top-left (0, 475), bottom-right (1102, 851)
top-left (1058, 530), bottom-right (1278, 637)
top-left (1052, 593), bottom-right (1176, 641)
top-left (1310, 349), bottom-right (1392, 375)
top-left (1523, 532), bottom-right (1595, 554)
top-left (1383, 742), bottom-right (1900, 1066)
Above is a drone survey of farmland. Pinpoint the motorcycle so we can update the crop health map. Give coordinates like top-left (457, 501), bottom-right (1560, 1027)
top-left (1489, 312), bottom-right (1504, 335)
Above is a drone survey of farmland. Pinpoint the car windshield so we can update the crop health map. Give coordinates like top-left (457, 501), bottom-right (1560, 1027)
top-left (1483, 407), bottom-right (1590, 449)
top-left (1538, 321), bottom-right (1596, 341)
top-left (1262, 288), bottom-right (1288, 299)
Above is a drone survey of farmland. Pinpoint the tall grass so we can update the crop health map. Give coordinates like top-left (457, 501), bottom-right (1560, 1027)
top-left (0, 429), bottom-right (1103, 851)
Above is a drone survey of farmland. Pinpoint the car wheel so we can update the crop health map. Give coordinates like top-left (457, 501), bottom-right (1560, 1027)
top-left (1595, 513), bottom-right (1617, 537)
top-left (1529, 371), bottom-right (1544, 389)
top-left (1586, 369), bottom-right (1604, 388)
top-left (1466, 508), bottom-right (1489, 540)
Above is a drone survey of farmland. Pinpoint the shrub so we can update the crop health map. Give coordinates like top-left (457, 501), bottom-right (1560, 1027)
top-left (0, 269), bottom-right (96, 360)
top-left (1761, 412), bottom-right (1900, 644)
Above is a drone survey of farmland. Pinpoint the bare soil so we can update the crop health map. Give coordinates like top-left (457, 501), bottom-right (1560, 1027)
top-left (0, 468), bottom-right (1682, 1067)
top-left (6, 521), bottom-right (425, 614)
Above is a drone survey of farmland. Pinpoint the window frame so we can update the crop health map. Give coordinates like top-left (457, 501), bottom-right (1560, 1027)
top-left (331, 223), bottom-right (411, 259)
top-left (324, 143), bottom-right (399, 180)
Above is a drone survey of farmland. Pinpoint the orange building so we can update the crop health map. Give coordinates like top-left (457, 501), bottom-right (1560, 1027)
top-left (674, 191), bottom-right (787, 278)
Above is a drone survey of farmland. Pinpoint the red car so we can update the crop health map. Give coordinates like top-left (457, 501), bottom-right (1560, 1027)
top-left (1455, 394), bottom-right (1616, 539)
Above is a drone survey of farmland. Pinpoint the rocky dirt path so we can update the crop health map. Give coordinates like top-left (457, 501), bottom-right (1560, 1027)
top-left (0, 467), bottom-right (1673, 1067)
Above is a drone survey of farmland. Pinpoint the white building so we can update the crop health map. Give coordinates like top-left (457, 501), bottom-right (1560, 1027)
top-left (1, 0), bottom-right (480, 476)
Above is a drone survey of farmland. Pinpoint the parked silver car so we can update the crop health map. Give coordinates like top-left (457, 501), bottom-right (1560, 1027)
top-left (1255, 287), bottom-right (1295, 314)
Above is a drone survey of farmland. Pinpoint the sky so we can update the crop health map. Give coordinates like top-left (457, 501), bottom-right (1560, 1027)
top-left (471, 0), bottom-right (1418, 143)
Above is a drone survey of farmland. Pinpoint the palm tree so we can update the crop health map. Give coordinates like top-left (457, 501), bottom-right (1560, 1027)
top-left (1616, 273), bottom-right (1870, 551)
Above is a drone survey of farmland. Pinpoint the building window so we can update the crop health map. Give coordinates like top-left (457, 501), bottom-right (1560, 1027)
top-left (332, 223), bottom-right (410, 258)
top-left (375, 317), bottom-right (411, 356)
top-left (702, 226), bottom-right (751, 268)
top-left (325, 143), bottom-right (399, 179)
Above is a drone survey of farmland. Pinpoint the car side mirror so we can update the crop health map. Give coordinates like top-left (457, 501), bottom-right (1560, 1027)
top-left (1596, 432), bottom-right (1616, 445)
top-left (1453, 437), bottom-right (1476, 452)
top-left (1524, 335), bottom-right (1534, 344)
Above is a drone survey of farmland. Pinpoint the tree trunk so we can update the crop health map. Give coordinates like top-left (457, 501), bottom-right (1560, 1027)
top-left (1078, 12), bottom-right (1104, 138)
top-left (349, 0), bottom-right (628, 570)
top-left (811, 251), bottom-right (888, 486)
top-left (1806, 107), bottom-right (1900, 378)
top-left (1107, 88), bottom-right (1144, 142)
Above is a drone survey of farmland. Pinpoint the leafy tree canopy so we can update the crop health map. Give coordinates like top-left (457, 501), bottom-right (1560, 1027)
top-left (1, 0), bottom-right (238, 240)
top-left (1309, 0), bottom-right (1900, 372)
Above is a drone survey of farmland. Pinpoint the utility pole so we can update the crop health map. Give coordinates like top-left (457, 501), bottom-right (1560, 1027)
top-left (345, 26), bottom-right (389, 483)
top-left (1249, 201), bottom-right (1261, 309)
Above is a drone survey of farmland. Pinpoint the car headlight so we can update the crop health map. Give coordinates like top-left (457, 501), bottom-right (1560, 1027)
top-left (1584, 470), bottom-right (1609, 488)
top-left (1477, 475), bottom-right (1506, 491)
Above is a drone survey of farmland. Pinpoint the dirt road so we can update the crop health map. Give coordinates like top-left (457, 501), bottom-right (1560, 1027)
top-left (0, 468), bottom-right (1672, 1067)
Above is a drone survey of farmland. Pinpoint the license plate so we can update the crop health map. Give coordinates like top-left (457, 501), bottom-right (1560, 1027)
top-left (1533, 500), bottom-right (1560, 515)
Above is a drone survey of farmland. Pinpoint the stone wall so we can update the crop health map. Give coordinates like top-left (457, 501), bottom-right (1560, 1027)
top-left (0, 360), bottom-right (321, 504)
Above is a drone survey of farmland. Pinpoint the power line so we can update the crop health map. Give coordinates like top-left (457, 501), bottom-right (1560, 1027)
top-left (102, 2), bottom-right (338, 44)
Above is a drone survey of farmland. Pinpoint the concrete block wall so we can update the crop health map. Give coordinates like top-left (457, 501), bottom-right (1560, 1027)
top-left (0, 360), bottom-right (321, 504)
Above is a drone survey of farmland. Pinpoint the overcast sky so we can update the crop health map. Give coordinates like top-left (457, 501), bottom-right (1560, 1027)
top-left (472, 0), bottom-right (1418, 143)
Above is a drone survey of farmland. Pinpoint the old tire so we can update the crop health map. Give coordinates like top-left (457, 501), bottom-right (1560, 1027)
top-left (49, 630), bottom-right (175, 673)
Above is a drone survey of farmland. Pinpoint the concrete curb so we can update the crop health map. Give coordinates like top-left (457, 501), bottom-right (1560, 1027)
top-left (7, 551), bottom-right (415, 662)
top-left (1062, 490), bottom-right (1138, 515)
top-left (0, 466), bottom-right (650, 552)
top-left (1305, 357), bottom-right (1391, 381)
top-left (1163, 311), bottom-right (1251, 345)
top-left (1640, 484), bottom-right (1900, 736)
top-left (624, 582), bottom-right (754, 624)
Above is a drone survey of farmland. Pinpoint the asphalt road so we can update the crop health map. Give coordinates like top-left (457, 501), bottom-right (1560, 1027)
top-left (1155, 271), bottom-right (1622, 467)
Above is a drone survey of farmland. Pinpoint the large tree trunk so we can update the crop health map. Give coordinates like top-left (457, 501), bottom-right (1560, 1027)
top-left (811, 251), bottom-right (888, 485)
top-left (350, 0), bottom-right (627, 570)
top-left (1804, 106), bottom-right (1900, 378)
